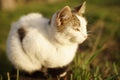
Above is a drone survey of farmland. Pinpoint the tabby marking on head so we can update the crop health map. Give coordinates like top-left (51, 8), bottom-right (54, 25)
top-left (57, 13), bottom-right (80, 32)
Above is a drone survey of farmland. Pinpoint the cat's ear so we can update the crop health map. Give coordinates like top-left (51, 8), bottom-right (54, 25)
top-left (74, 1), bottom-right (86, 15)
top-left (57, 6), bottom-right (72, 19)
top-left (56, 6), bottom-right (72, 26)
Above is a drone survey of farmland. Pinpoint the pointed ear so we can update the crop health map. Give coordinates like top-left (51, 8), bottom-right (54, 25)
top-left (56, 6), bottom-right (72, 26)
top-left (57, 6), bottom-right (72, 19)
top-left (74, 1), bottom-right (86, 15)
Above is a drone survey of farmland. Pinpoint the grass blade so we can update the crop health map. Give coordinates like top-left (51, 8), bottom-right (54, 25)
top-left (0, 75), bottom-right (2, 80)
top-left (105, 75), bottom-right (119, 80)
top-left (113, 63), bottom-right (118, 75)
top-left (85, 47), bottom-right (103, 66)
top-left (16, 69), bottom-right (19, 80)
top-left (7, 72), bottom-right (10, 80)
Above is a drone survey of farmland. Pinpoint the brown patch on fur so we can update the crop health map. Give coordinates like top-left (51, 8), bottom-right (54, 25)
top-left (18, 27), bottom-right (26, 42)
top-left (57, 14), bottom-right (80, 32)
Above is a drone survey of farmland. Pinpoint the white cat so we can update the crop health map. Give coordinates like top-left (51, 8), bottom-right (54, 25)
top-left (6, 2), bottom-right (87, 75)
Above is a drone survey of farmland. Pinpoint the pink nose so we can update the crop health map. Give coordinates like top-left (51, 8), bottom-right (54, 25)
top-left (84, 35), bottom-right (87, 38)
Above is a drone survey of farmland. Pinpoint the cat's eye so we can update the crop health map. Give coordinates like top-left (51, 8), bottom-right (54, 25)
top-left (73, 27), bottom-right (80, 31)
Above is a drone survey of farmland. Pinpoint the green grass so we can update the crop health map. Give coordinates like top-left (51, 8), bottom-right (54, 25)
top-left (0, 0), bottom-right (120, 80)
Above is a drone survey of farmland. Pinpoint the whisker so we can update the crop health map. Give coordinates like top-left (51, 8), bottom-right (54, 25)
top-left (86, 30), bottom-right (94, 38)
top-left (87, 31), bottom-right (93, 34)
top-left (87, 34), bottom-right (93, 37)
top-left (86, 34), bottom-right (95, 40)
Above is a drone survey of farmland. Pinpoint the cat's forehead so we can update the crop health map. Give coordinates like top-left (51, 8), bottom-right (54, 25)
top-left (65, 13), bottom-right (80, 26)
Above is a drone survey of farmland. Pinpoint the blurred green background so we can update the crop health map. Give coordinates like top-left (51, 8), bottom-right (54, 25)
top-left (0, 0), bottom-right (120, 79)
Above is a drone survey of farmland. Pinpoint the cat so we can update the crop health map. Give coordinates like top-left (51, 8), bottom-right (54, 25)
top-left (6, 1), bottom-right (87, 77)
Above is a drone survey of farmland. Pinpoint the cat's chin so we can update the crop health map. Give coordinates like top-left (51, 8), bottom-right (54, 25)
top-left (78, 39), bottom-right (87, 44)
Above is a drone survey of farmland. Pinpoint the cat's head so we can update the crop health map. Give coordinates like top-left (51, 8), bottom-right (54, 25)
top-left (50, 2), bottom-right (87, 44)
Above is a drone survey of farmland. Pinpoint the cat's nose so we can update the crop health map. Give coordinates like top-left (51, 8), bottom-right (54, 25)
top-left (84, 35), bottom-right (87, 39)
top-left (80, 32), bottom-right (87, 39)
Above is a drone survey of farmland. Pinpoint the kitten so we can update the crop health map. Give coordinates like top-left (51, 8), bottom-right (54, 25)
top-left (6, 1), bottom-right (87, 77)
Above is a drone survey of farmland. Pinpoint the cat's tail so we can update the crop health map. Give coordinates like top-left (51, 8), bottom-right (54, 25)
top-left (6, 22), bottom-right (41, 73)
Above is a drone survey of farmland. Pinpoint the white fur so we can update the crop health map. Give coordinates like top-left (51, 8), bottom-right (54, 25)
top-left (6, 12), bottom-right (87, 73)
